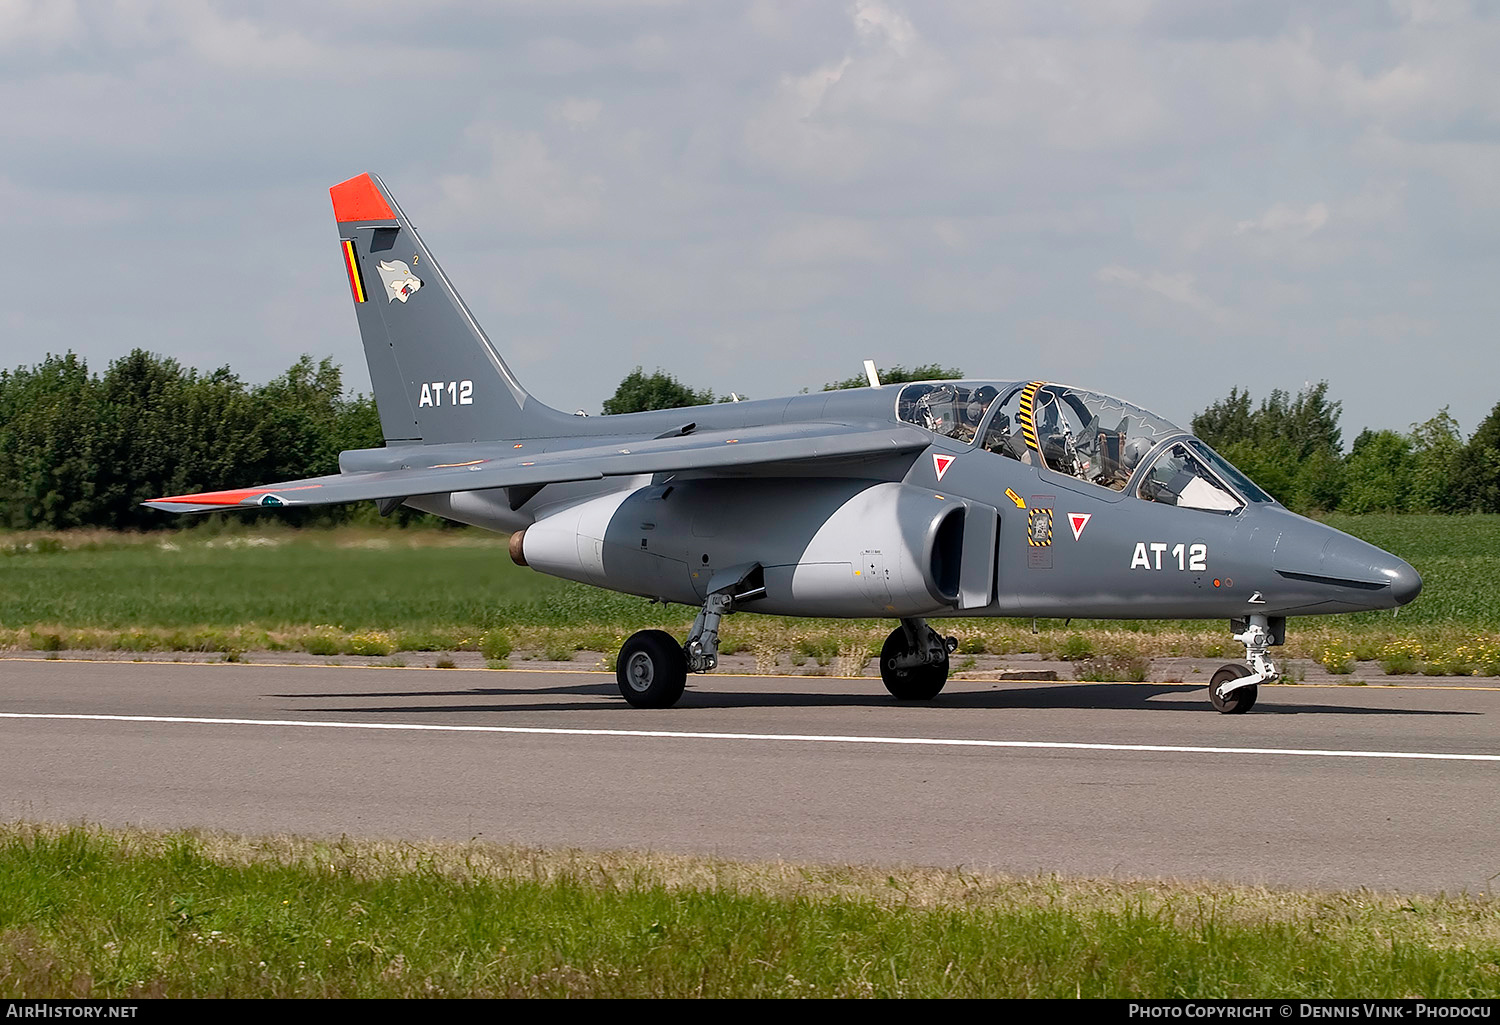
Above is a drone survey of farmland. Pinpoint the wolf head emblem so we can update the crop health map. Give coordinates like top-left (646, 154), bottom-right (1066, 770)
top-left (376, 260), bottom-right (423, 303)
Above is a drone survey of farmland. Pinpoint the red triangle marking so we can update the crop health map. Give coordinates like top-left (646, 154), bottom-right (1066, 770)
top-left (1068, 512), bottom-right (1091, 540)
top-left (933, 453), bottom-right (955, 481)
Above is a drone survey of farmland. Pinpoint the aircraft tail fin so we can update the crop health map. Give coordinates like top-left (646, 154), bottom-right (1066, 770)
top-left (331, 173), bottom-right (573, 445)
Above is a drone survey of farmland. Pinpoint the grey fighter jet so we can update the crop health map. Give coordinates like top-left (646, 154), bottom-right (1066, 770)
top-left (147, 173), bottom-right (1422, 713)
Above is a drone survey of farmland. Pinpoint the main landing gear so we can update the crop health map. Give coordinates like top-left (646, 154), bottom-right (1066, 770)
top-left (616, 630), bottom-right (688, 708)
top-left (1209, 614), bottom-right (1282, 715)
top-left (616, 588), bottom-right (744, 708)
top-left (879, 618), bottom-right (957, 700)
top-left (615, 585), bottom-right (959, 707)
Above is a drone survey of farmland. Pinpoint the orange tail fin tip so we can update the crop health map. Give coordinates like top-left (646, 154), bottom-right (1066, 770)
top-left (329, 173), bottom-right (394, 222)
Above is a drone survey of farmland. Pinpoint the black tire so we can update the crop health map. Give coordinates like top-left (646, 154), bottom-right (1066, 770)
top-left (616, 630), bottom-right (688, 708)
top-left (879, 627), bottom-right (949, 700)
top-left (1209, 664), bottom-right (1257, 714)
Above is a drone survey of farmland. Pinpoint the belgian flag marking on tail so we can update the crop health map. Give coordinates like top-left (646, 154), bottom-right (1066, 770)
top-left (341, 239), bottom-right (367, 303)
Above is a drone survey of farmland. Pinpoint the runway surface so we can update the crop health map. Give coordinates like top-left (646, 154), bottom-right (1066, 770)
top-left (3, 659), bottom-right (1498, 894)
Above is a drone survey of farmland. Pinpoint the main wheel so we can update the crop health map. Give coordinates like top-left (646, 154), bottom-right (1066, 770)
top-left (1209, 663), bottom-right (1257, 714)
top-left (879, 627), bottom-right (949, 700)
top-left (616, 630), bottom-right (688, 708)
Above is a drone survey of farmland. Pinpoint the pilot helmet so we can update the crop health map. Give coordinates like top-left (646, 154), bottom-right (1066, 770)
top-left (967, 385), bottom-right (998, 423)
top-left (1123, 436), bottom-right (1152, 471)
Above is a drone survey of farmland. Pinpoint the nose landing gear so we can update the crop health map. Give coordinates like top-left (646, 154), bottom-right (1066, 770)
top-left (879, 618), bottom-right (957, 700)
top-left (1209, 614), bottom-right (1283, 714)
top-left (1209, 664), bottom-right (1256, 714)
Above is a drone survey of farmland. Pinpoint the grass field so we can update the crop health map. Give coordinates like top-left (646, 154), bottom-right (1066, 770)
top-left (0, 515), bottom-right (1496, 673)
top-left (2, 823), bottom-right (1498, 998)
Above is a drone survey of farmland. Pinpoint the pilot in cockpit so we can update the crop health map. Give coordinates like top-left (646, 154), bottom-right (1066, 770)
top-left (982, 411), bottom-right (1030, 463)
top-left (1036, 395), bottom-right (1082, 478)
top-left (917, 385), bottom-right (985, 443)
top-left (901, 381), bottom-right (1181, 494)
top-left (917, 386), bottom-right (959, 440)
top-left (956, 385), bottom-right (997, 443)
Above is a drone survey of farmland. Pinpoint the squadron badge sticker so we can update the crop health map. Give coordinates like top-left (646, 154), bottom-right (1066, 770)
top-left (1028, 507), bottom-right (1053, 547)
top-left (377, 259), bottom-right (423, 303)
top-left (1027, 496), bottom-right (1055, 568)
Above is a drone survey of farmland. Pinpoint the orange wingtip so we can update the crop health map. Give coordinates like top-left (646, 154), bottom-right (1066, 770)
top-left (330, 173), bottom-right (394, 222)
top-left (151, 485), bottom-right (322, 506)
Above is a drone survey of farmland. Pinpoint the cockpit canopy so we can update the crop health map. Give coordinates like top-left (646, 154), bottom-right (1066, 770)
top-left (895, 382), bottom-right (1000, 445)
top-left (896, 380), bottom-right (1274, 513)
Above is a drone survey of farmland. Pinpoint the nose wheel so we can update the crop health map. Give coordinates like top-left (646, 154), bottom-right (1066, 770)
top-left (1209, 614), bottom-right (1280, 714)
top-left (1209, 664), bottom-right (1256, 714)
top-left (879, 619), bottom-right (955, 700)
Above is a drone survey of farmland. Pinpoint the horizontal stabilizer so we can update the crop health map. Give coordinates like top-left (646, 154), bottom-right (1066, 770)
top-left (145, 421), bottom-right (930, 514)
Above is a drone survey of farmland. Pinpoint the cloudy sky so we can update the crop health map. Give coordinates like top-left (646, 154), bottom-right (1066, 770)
top-left (3, 0), bottom-right (1496, 440)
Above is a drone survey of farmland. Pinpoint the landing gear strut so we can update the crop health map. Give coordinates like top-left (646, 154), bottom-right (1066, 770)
top-left (615, 572), bottom-right (762, 708)
top-left (684, 592), bottom-right (733, 674)
top-left (879, 618), bottom-right (956, 700)
top-left (1209, 614), bottom-right (1281, 715)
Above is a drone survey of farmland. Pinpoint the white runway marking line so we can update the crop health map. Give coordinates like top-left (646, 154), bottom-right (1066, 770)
top-left (0, 711), bottom-right (1497, 763)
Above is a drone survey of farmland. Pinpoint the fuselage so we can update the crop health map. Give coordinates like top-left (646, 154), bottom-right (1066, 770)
top-left (344, 379), bottom-right (1420, 622)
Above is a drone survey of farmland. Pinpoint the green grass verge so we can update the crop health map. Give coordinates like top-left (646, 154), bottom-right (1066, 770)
top-left (2, 824), bottom-right (1499, 998)
top-left (0, 516), bottom-right (1497, 671)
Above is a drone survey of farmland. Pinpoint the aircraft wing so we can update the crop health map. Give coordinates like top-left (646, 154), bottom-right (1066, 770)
top-left (144, 421), bottom-right (931, 514)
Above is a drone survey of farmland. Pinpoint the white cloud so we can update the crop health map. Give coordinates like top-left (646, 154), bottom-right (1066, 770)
top-left (1357, 130), bottom-right (1500, 211)
top-left (553, 97), bottom-right (603, 129)
top-left (1, 0), bottom-right (1496, 437)
top-left (440, 126), bottom-right (606, 235)
top-left (1336, 312), bottom-right (1437, 341)
top-left (852, 0), bottom-right (915, 54)
top-left (1096, 265), bottom-right (1232, 326)
top-left (0, 0), bottom-right (79, 51)
top-left (912, 265), bottom-right (1018, 314)
top-left (1389, 0), bottom-right (1473, 27)
top-left (0, 176), bottom-right (139, 227)
top-left (741, 0), bottom-right (954, 181)
top-left (930, 219), bottom-right (967, 250)
top-left (759, 216), bottom-right (889, 266)
top-left (140, 4), bottom-right (327, 75)
top-left (1234, 202), bottom-right (1330, 237)
top-left (742, 54), bottom-right (868, 183)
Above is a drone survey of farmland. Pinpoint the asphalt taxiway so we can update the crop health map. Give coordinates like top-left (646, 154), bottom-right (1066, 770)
top-left (2, 659), bottom-right (1497, 893)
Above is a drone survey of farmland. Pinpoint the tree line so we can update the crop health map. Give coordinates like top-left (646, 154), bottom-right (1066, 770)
top-left (0, 351), bottom-right (382, 530)
top-left (1190, 382), bottom-right (1500, 514)
top-left (0, 351), bottom-right (1494, 531)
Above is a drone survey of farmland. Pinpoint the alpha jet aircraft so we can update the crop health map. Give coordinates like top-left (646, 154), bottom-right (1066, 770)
top-left (147, 173), bottom-right (1422, 713)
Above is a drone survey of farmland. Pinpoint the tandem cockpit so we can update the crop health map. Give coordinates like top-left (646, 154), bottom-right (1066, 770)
top-left (896, 380), bottom-right (1275, 513)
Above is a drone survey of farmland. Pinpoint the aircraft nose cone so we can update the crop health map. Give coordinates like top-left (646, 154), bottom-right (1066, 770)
top-left (1300, 529), bottom-right (1422, 609)
top-left (1386, 559), bottom-right (1423, 606)
top-left (1324, 534), bottom-right (1422, 606)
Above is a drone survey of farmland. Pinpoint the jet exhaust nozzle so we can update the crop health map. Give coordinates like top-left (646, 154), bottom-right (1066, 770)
top-left (508, 529), bottom-right (528, 567)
